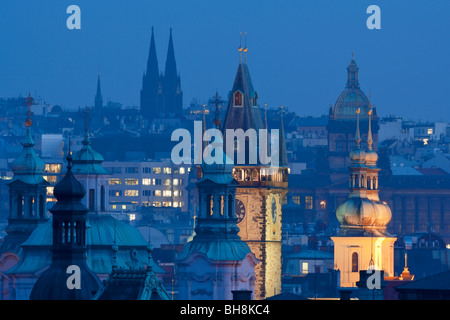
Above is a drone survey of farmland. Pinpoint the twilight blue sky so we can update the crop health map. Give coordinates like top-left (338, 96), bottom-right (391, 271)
top-left (0, 0), bottom-right (450, 121)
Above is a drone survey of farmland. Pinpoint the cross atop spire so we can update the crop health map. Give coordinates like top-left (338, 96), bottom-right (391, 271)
top-left (25, 93), bottom-right (34, 127)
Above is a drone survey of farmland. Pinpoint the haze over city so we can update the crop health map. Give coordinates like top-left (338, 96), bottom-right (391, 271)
top-left (1, 0), bottom-right (450, 121)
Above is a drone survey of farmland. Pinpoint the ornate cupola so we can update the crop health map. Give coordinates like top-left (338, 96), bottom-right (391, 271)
top-left (29, 150), bottom-right (101, 300)
top-left (176, 100), bottom-right (258, 300)
top-left (2, 94), bottom-right (49, 255)
top-left (332, 108), bottom-right (396, 288)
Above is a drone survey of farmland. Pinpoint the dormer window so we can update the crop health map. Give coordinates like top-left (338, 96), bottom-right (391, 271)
top-left (234, 91), bottom-right (243, 107)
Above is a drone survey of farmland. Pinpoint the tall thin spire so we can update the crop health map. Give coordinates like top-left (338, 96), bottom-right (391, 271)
top-left (238, 32), bottom-right (243, 63)
top-left (279, 106), bottom-right (288, 167)
top-left (243, 32), bottom-right (248, 63)
top-left (95, 74), bottom-right (103, 109)
top-left (264, 103), bottom-right (268, 130)
top-left (355, 107), bottom-right (361, 148)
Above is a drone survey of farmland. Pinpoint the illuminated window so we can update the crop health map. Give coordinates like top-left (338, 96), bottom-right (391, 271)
top-left (163, 201), bottom-right (172, 207)
top-left (112, 205), bottom-right (117, 210)
top-left (305, 196), bottom-right (313, 210)
top-left (179, 167), bottom-right (185, 174)
top-left (234, 91), bottom-right (243, 106)
top-left (153, 201), bottom-right (161, 207)
top-left (129, 214), bottom-right (136, 221)
top-left (163, 179), bottom-right (171, 186)
top-left (173, 179), bottom-right (180, 186)
top-left (293, 195), bottom-right (301, 205)
top-left (124, 190), bottom-right (139, 197)
top-left (154, 190), bottom-right (162, 197)
top-left (125, 179), bottom-right (139, 185)
top-left (163, 167), bottom-right (172, 174)
top-left (302, 262), bottom-right (308, 274)
top-left (109, 178), bottom-right (122, 185)
top-left (173, 202), bottom-right (179, 207)
top-left (43, 175), bottom-right (57, 183)
top-left (46, 187), bottom-right (54, 196)
top-left (173, 190), bottom-right (182, 197)
top-left (45, 163), bottom-right (62, 174)
top-left (122, 205), bottom-right (127, 210)
top-left (320, 200), bottom-right (326, 210)
top-left (142, 178), bottom-right (152, 185)
top-left (153, 167), bottom-right (161, 174)
top-left (427, 128), bottom-right (433, 135)
top-left (163, 190), bottom-right (172, 197)
top-left (109, 190), bottom-right (122, 197)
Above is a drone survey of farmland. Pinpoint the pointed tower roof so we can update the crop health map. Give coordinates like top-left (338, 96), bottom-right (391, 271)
top-left (146, 26), bottom-right (160, 78)
top-left (95, 73), bottom-right (103, 109)
top-left (164, 28), bottom-right (177, 80)
top-left (279, 106), bottom-right (288, 167)
top-left (222, 54), bottom-right (263, 132)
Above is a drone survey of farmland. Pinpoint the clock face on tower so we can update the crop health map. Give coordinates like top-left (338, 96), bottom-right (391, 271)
top-left (235, 199), bottom-right (246, 223)
top-left (271, 197), bottom-right (277, 223)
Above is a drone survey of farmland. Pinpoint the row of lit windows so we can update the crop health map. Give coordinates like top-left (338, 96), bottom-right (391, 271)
top-left (109, 189), bottom-right (183, 197)
top-left (109, 178), bottom-right (183, 186)
top-left (107, 167), bottom-right (187, 175)
top-left (292, 195), bottom-right (327, 210)
top-left (111, 202), bottom-right (185, 210)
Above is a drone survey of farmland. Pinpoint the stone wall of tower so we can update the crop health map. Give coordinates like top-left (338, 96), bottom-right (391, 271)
top-left (236, 187), bottom-right (285, 300)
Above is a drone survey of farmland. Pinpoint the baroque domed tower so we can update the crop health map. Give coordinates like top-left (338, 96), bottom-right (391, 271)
top-left (1, 95), bottom-right (49, 255)
top-left (29, 151), bottom-right (101, 300)
top-left (327, 55), bottom-right (379, 181)
top-left (177, 107), bottom-right (258, 300)
top-left (331, 107), bottom-right (396, 288)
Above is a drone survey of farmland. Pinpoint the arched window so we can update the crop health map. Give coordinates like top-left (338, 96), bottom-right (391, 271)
top-left (234, 91), bottom-right (243, 106)
top-left (352, 252), bottom-right (359, 272)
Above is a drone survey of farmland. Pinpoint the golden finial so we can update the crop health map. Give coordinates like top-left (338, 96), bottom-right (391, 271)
top-left (238, 32), bottom-right (243, 63)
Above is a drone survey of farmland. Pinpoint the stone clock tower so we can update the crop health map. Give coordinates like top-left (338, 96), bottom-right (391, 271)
top-left (220, 42), bottom-right (288, 300)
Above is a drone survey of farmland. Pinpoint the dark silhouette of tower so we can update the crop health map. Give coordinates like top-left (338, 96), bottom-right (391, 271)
top-left (29, 151), bottom-right (101, 300)
top-left (163, 28), bottom-right (183, 117)
top-left (94, 74), bottom-right (103, 109)
top-left (140, 27), bottom-right (182, 121)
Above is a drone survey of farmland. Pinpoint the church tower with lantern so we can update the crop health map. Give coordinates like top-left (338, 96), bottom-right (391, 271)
top-left (221, 34), bottom-right (288, 300)
top-left (1, 94), bottom-right (49, 255)
top-left (176, 106), bottom-right (258, 300)
top-left (331, 107), bottom-right (396, 288)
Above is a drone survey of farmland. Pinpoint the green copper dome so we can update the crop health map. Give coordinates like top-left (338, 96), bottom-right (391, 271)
top-left (9, 127), bottom-right (46, 185)
top-left (71, 131), bottom-right (110, 175)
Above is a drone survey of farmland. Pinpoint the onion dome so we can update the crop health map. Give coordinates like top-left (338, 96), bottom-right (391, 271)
top-left (336, 196), bottom-right (386, 227)
top-left (71, 131), bottom-right (110, 175)
top-left (53, 153), bottom-right (85, 202)
top-left (9, 126), bottom-right (46, 184)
